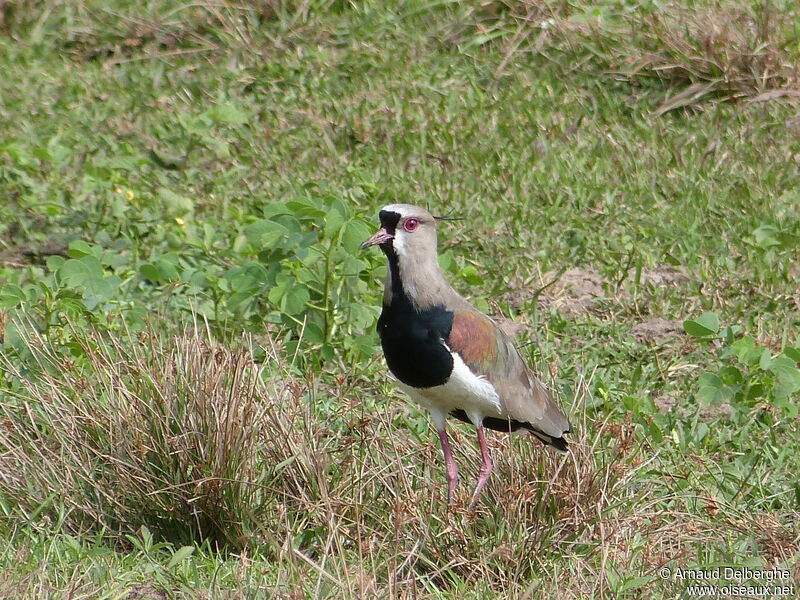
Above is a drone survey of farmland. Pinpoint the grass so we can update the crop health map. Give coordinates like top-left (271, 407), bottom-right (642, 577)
top-left (1, 0), bottom-right (799, 598)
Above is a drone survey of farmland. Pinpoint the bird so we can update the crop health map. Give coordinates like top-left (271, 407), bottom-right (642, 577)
top-left (360, 203), bottom-right (572, 508)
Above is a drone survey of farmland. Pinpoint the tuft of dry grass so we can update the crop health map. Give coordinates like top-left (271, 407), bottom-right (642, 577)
top-left (615, 3), bottom-right (800, 113)
top-left (0, 322), bottom-right (278, 548)
top-left (457, 0), bottom-right (800, 111)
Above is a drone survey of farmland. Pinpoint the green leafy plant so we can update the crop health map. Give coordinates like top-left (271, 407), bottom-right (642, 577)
top-left (220, 192), bottom-right (382, 362)
top-left (684, 311), bottom-right (800, 420)
top-left (1, 190), bottom-right (384, 366)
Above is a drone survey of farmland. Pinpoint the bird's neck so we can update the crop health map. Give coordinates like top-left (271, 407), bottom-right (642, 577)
top-left (383, 247), bottom-right (455, 311)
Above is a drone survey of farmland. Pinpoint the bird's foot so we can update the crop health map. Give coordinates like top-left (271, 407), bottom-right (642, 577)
top-left (468, 426), bottom-right (493, 509)
top-left (467, 475), bottom-right (490, 510)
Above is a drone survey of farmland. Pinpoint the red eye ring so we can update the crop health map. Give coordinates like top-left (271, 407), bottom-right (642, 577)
top-left (403, 218), bottom-right (420, 232)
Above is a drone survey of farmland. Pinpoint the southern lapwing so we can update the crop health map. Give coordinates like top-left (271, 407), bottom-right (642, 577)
top-left (361, 204), bottom-right (572, 508)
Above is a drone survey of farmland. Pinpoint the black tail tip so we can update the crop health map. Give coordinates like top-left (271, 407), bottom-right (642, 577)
top-left (549, 436), bottom-right (569, 452)
top-left (530, 429), bottom-right (569, 452)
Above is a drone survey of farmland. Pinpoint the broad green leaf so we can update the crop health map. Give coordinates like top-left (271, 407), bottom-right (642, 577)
top-left (56, 297), bottom-right (89, 316)
top-left (274, 214), bottom-right (304, 235)
top-left (438, 250), bottom-right (457, 274)
top-left (695, 421), bottom-right (709, 440)
top-left (752, 225), bottom-right (780, 248)
top-left (768, 356), bottom-right (800, 399)
top-left (301, 322), bottom-right (325, 344)
top-left (283, 285), bottom-right (310, 315)
top-left (227, 291), bottom-right (254, 311)
top-left (341, 220), bottom-right (372, 253)
top-left (731, 336), bottom-right (762, 365)
top-left (286, 197), bottom-right (326, 219)
top-left (460, 264), bottom-right (484, 286)
top-left (46, 255), bottom-right (65, 272)
top-left (744, 382), bottom-right (767, 401)
top-left (153, 259), bottom-right (180, 282)
top-left (348, 303), bottom-right (379, 330)
top-left (0, 284), bottom-right (28, 308)
top-left (245, 220), bottom-right (288, 250)
top-left (66, 240), bottom-right (94, 259)
top-left (758, 348), bottom-right (773, 370)
top-left (263, 202), bottom-right (291, 219)
top-left (341, 255), bottom-right (367, 275)
top-left (82, 275), bottom-right (121, 309)
top-left (268, 273), bottom-right (294, 304)
top-left (58, 256), bottom-right (104, 287)
top-left (226, 264), bottom-right (267, 292)
top-left (696, 372), bottom-right (730, 405)
top-left (683, 311), bottom-right (719, 337)
top-left (158, 188), bottom-right (194, 216)
top-left (718, 365), bottom-right (742, 386)
top-left (323, 207), bottom-right (346, 239)
top-left (139, 264), bottom-right (162, 282)
top-left (110, 195), bottom-right (128, 218)
top-left (783, 347), bottom-right (800, 363)
top-left (721, 324), bottom-right (742, 344)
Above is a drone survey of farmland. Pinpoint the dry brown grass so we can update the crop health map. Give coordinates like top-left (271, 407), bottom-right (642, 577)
top-left (1, 323), bottom-right (796, 597)
top-left (0, 322), bottom-right (275, 547)
top-left (0, 321), bottom-right (638, 596)
top-left (459, 0), bottom-right (800, 111)
top-left (615, 3), bottom-right (800, 113)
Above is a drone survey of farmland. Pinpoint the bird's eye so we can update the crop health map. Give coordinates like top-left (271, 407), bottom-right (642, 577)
top-left (403, 218), bottom-right (420, 232)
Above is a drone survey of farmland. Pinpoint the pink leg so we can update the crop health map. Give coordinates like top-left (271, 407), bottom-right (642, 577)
top-left (469, 425), bottom-right (493, 509)
top-left (437, 427), bottom-right (459, 504)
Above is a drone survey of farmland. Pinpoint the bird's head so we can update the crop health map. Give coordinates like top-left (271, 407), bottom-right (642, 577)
top-left (361, 204), bottom-right (454, 307)
top-left (360, 204), bottom-right (439, 261)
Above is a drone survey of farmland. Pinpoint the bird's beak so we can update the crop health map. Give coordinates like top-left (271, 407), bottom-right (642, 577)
top-left (359, 228), bottom-right (394, 249)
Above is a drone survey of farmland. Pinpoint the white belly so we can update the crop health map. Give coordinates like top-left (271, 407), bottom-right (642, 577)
top-left (396, 352), bottom-right (502, 424)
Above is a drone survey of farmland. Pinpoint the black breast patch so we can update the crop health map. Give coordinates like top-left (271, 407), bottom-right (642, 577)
top-left (377, 302), bottom-right (454, 389)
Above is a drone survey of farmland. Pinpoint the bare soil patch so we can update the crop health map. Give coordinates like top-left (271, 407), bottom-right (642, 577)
top-left (631, 318), bottom-right (684, 344)
top-left (637, 266), bottom-right (690, 287)
top-left (540, 268), bottom-right (605, 317)
top-left (126, 583), bottom-right (169, 600)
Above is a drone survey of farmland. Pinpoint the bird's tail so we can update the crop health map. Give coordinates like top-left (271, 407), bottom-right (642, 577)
top-left (529, 425), bottom-right (571, 452)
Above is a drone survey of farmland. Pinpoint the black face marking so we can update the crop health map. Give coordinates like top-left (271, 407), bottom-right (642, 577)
top-left (378, 211), bottom-right (403, 291)
top-left (376, 211), bottom-right (408, 302)
top-left (449, 410), bottom-right (568, 451)
top-left (377, 299), bottom-right (454, 389)
top-left (379, 210), bottom-right (401, 234)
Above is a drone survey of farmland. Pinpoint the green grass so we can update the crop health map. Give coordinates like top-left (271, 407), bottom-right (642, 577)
top-left (1, 0), bottom-right (799, 598)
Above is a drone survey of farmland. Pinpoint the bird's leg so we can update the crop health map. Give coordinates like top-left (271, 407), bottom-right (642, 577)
top-left (468, 425), bottom-right (493, 509)
top-left (437, 426), bottom-right (459, 504)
